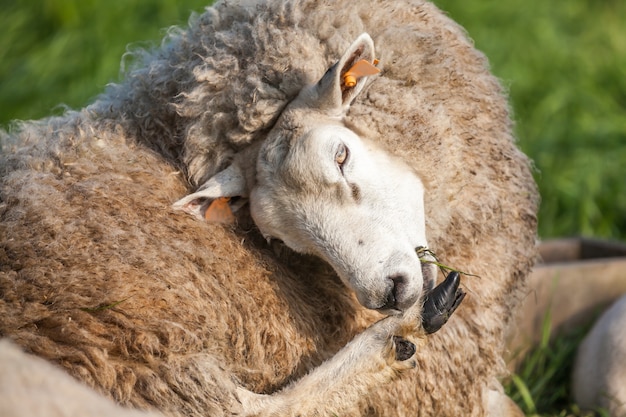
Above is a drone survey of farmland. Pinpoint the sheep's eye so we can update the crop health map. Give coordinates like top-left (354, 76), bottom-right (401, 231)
top-left (335, 144), bottom-right (349, 170)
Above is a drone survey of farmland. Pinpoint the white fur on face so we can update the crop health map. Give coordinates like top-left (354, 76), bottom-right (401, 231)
top-left (251, 124), bottom-right (429, 312)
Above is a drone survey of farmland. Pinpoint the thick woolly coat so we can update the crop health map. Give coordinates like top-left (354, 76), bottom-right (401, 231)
top-left (0, 0), bottom-right (538, 415)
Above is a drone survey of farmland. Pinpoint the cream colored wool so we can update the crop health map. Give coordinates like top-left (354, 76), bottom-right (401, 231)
top-left (0, 340), bottom-right (163, 417)
top-left (0, 0), bottom-right (538, 416)
top-left (573, 294), bottom-right (626, 415)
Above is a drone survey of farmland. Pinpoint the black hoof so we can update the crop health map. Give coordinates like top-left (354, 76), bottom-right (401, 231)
top-left (421, 271), bottom-right (466, 334)
top-left (393, 336), bottom-right (416, 361)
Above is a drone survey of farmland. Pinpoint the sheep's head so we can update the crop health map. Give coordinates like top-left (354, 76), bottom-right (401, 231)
top-left (175, 34), bottom-right (436, 314)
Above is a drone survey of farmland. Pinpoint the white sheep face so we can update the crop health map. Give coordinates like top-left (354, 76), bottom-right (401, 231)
top-left (251, 123), bottom-right (431, 312)
top-left (174, 33), bottom-right (436, 313)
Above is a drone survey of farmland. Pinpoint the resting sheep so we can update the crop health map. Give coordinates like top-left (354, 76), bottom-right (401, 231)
top-left (0, 0), bottom-right (539, 416)
top-left (573, 294), bottom-right (626, 416)
top-left (0, 339), bottom-right (162, 417)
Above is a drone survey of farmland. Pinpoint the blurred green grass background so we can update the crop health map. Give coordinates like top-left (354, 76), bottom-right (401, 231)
top-left (0, 2), bottom-right (624, 414)
top-left (435, 0), bottom-right (626, 242)
top-left (0, 0), bottom-right (208, 121)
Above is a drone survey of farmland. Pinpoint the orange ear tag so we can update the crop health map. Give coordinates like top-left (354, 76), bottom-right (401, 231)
top-left (205, 197), bottom-right (235, 224)
top-left (343, 59), bottom-right (381, 87)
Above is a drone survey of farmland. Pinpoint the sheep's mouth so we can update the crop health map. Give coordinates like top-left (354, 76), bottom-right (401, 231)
top-left (421, 265), bottom-right (436, 294)
top-left (417, 248), bottom-right (436, 294)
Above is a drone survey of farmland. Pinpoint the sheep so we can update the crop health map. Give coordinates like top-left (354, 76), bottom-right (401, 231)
top-left (0, 0), bottom-right (539, 416)
top-left (173, 33), bottom-right (439, 312)
top-left (573, 294), bottom-right (626, 416)
top-left (0, 339), bottom-right (163, 417)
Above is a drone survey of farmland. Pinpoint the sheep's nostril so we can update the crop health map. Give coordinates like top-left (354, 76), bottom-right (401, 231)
top-left (382, 290), bottom-right (396, 310)
top-left (381, 274), bottom-right (407, 310)
top-left (391, 274), bottom-right (406, 299)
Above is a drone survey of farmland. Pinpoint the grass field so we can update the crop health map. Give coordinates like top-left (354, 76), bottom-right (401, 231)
top-left (0, 1), bottom-right (208, 122)
top-left (434, 0), bottom-right (626, 243)
top-left (1, 1), bottom-right (625, 415)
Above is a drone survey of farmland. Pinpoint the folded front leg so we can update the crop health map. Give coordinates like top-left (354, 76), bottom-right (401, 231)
top-left (237, 273), bottom-right (465, 416)
top-left (237, 316), bottom-right (420, 416)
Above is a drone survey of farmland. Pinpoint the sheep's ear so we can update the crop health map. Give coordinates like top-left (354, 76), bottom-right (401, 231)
top-left (173, 163), bottom-right (248, 224)
top-left (309, 33), bottom-right (380, 115)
